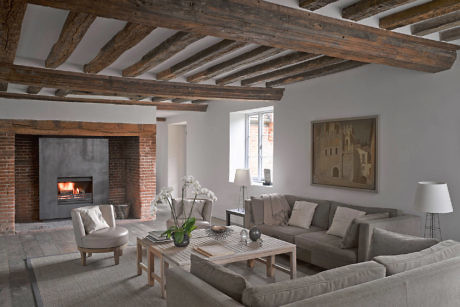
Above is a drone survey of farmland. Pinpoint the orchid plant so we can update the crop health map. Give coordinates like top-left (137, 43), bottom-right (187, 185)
top-left (154, 176), bottom-right (217, 244)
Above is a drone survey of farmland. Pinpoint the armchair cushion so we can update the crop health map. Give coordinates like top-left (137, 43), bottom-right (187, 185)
top-left (79, 206), bottom-right (110, 234)
top-left (80, 226), bottom-right (129, 249)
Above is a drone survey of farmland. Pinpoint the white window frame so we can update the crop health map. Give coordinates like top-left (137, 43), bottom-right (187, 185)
top-left (245, 111), bottom-right (273, 182)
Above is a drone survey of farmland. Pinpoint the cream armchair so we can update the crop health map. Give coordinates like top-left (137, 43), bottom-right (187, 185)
top-left (71, 205), bottom-right (129, 266)
top-left (166, 199), bottom-right (213, 229)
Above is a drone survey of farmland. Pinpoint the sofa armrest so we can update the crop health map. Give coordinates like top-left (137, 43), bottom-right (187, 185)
top-left (357, 214), bottom-right (421, 262)
top-left (166, 267), bottom-right (244, 307)
top-left (244, 199), bottom-right (253, 229)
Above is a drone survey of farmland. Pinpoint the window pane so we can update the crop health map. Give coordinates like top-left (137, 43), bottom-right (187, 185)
top-left (261, 113), bottom-right (274, 181)
top-left (247, 115), bottom-right (259, 179)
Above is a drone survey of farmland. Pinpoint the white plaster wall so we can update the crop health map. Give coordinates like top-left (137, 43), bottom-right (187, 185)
top-left (157, 53), bottom-right (460, 240)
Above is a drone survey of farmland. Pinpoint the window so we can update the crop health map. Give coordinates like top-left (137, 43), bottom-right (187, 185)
top-left (245, 111), bottom-right (274, 182)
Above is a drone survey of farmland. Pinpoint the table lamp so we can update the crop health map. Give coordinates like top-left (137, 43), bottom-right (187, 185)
top-left (414, 181), bottom-right (453, 239)
top-left (234, 169), bottom-right (251, 211)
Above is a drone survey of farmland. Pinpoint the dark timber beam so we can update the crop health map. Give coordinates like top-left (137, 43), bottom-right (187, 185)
top-left (122, 31), bottom-right (204, 77)
top-left (187, 46), bottom-right (282, 83)
top-left (241, 56), bottom-right (345, 86)
top-left (342, 0), bottom-right (416, 21)
top-left (299, 0), bottom-right (339, 11)
top-left (84, 23), bottom-right (156, 74)
top-left (27, 0), bottom-right (458, 73)
top-left (156, 40), bottom-right (247, 80)
top-left (440, 27), bottom-right (460, 42)
top-left (216, 52), bottom-right (318, 85)
top-left (0, 63), bottom-right (284, 101)
top-left (380, 0), bottom-right (460, 30)
top-left (0, 0), bottom-right (27, 91)
top-left (412, 11), bottom-right (460, 36)
top-left (0, 92), bottom-right (208, 111)
top-left (266, 61), bottom-right (367, 87)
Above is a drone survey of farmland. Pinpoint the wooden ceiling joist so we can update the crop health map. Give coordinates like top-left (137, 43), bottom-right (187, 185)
top-left (342, 0), bottom-right (416, 21)
top-left (299, 0), bottom-right (339, 11)
top-left (122, 31), bottom-right (204, 77)
top-left (0, 92), bottom-right (208, 111)
top-left (380, 0), bottom-right (460, 30)
top-left (412, 11), bottom-right (460, 36)
top-left (0, 0), bottom-right (27, 91)
top-left (266, 61), bottom-right (367, 87)
top-left (216, 52), bottom-right (318, 86)
top-left (440, 27), bottom-right (460, 41)
top-left (0, 63), bottom-right (284, 101)
top-left (187, 46), bottom-right (283, 83)
top-left (27, 0), bottom-right (458, 73)
top-left (156, 40), bottom-right (247, 81)
top-left (241, 56), bottom-right (346, 86)
top-left (84, 23), bottom-right (156, 74)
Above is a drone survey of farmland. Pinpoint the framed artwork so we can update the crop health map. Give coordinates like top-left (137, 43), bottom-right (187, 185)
top-left (311, 116), bottom-right (377, 191)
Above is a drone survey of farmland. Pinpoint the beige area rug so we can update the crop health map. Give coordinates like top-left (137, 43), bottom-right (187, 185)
top-left (28, 246), bottom-right (320, 307)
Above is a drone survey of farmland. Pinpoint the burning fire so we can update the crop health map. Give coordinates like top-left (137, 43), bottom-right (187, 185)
top-left (58, 182), bottom-right (82, 194)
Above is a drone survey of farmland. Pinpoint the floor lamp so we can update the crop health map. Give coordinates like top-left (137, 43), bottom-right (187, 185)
top-left (234, 169), bottom-right (251, 211)
top-left (414, 181), bottom-right (453, 240)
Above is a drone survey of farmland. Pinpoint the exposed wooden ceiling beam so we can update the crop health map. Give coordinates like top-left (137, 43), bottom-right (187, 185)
top-left (0, 92), bottom-right (208, 111)
top-left (342, 0), bottom-right (416, 21)
top-left (241, 56), bottom-right (345, 86)
top-left (0, 0), bottom-right (27, 91)
top-left (380, 0), bottom-right (460, 30)
top-left (0, 63), bottom-right (284, 101)
top-left (84, 23), bottom-right (156, 74)
top-left (266, 61), bottom-right (367, 87)
top-left (122, 31), bottom-right (204, 77)
top-left (412, 11), bottom-right (460, 36)
top-left (156, 40), bottom-right (247, 80)
top-left (440, 27), bottom-right (460, 41)
top-left (26, 86), bottom-right (42, 94)
top-left (216, 52), bottom-right (318, 85)
top-left (27, 0), bottom-right (458, 73)
top-left (187, 46), bottom-right (282, 83)
top-left (299, 0), bottom-right (338, 11)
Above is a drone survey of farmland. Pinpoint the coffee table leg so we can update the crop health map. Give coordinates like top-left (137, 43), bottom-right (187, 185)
top-left (290, 249), bottom-right (297, 279)
top-left (136, 238), bottom-right (142, 275)
top-left (247, 259), bottom-right (255, 268)
top-left (148, 248), bottom-right (155, 286)
top-left (266, 255), bottom-right (275, 277)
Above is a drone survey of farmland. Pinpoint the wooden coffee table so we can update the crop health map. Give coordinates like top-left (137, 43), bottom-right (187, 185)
top-left (136, 225), bottom-right (296, 298)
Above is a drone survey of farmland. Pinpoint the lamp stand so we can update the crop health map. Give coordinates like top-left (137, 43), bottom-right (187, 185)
top-left (424, 213), bottom-right (442, 240)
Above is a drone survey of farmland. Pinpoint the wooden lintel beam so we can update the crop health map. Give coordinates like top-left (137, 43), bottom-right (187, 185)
top-left (412, 11), bottom-right (460, 36)
top-left (84, 23), bottom-right (156, 74)
top-left (216, 52), bottom-right (318, 85)
top-left (242, 56), bottom-right (345, 86)
top-left (342, 0), bottom-right (415, 22)
top-left (0, 0), bottom-right (27, 91)
top-left (122, 31), bottom-right (204, 77)
top-left (26, 0), bottom-right (458, 73)
top-left (0, 92), bottom-right (208, 111)
top-left (299, 0), bottom-right (338, 11)
top-left (440, 27), bottom-right (460, 42)
top-left (266, 61), bottom-right (367, 87)
top-left (156, 40), bottom-right (247, 80)
top-left (380, 0), bottom-right (460, 30)
top-left (0, 63), bottom-right (284, 101)
top-left (187, 46), bottom-right (282, 83)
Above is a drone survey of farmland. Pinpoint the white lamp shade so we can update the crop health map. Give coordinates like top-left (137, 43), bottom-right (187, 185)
top-left (414, 181), bottom-right (453, 213)
top-left (234, 169), bottom-right (251, 186)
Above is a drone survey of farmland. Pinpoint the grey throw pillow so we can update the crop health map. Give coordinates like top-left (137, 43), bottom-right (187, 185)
top-left (340, 213), bottom-right (390, 249)
top-left (374, 240), bottom-right (460, 275)
top-left (242, 261), bottom-right (385, 307)
top-left (370, 228), bottom-right (439, 259)
top-left (190, 254), bottom-right (250, 302)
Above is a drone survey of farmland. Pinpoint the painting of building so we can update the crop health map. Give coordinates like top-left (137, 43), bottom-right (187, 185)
top-left (312, 117), bottom-right (376, 191)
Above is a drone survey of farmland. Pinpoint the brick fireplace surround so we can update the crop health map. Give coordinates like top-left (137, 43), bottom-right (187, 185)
top-left (0, 119), bottom-right (157, 234)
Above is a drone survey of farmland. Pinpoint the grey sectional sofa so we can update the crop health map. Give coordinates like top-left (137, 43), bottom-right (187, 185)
top-left (244, 195), bottom-right (420, 269)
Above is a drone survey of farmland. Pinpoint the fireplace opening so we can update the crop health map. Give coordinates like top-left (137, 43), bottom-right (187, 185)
top-left (57, 177), bottom-right (93, 205)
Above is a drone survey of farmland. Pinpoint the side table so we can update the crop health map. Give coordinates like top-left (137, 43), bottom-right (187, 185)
top-left (226, 208), bottom-right (245, 226)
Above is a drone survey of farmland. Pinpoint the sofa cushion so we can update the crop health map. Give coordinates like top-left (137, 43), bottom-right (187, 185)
top-left (241, 261), bottom-right (385, 307)
top-left (190, 254), bottom-right (250, 302)
top-left (250, 196), bottom-right (264, 225)
top-left (258, 224), bottom-right (323, 243)
top-left (374, 240), bottom-right (460, 276)
top-left (295, 231), bottom-right (357, 264)
top-left (328, 201), bottom-right (398, 226)
top-left (285, 195), bottom-right (331, 229)
top-left (370, 227), bottom-right (439, 258)
top-left (327, 207), bottom-right (365, 238)
top-left (288, 201), bottom-right (318, 229)
top-left (340, 213), bottom-right (390, 249)
top-left (80, 226), bottom-right (129, 249)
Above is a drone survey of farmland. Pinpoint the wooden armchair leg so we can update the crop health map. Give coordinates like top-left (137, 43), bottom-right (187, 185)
top-left (114, 248), bottom-right (120, 265)
top-left (80, 251), bottom-right (87, 266)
